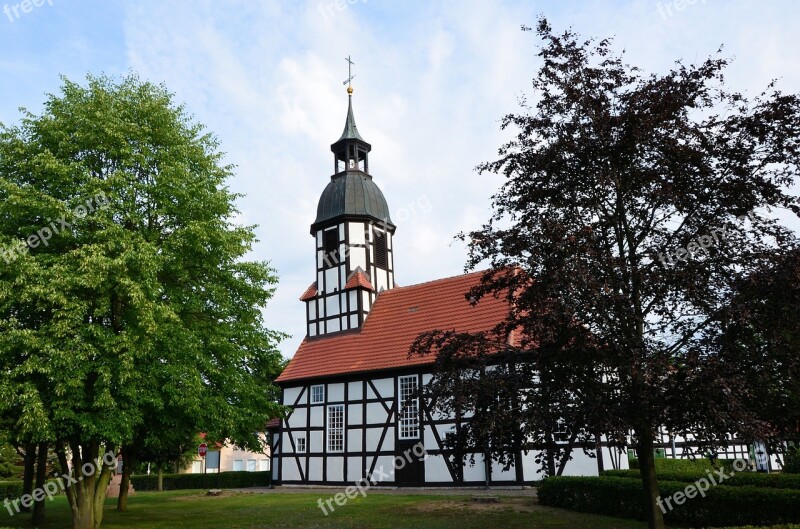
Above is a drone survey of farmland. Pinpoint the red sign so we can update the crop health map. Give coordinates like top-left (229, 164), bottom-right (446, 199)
top-left (198, 443), bottom-right (208, 457)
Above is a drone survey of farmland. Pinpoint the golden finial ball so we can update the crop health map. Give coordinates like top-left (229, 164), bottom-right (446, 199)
top-left (347, 86), bottom-right (354, 95)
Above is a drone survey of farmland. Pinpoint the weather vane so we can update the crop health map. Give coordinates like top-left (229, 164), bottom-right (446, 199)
top-left (343, 55), bottom-right (355, 94)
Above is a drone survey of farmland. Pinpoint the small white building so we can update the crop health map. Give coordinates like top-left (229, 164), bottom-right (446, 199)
top-left (183, 434), bottom-right (271, 474)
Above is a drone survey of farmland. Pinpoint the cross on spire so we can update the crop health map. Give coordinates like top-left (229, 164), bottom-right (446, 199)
top-left (343, 55), bottom-right (355, 94)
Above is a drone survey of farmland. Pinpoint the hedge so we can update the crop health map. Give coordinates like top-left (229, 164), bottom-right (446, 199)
top-left (603, 469), bottom-right (800, 490)
top-left (0, 481), bottom-right (22, 500)
top-left (629, 457), bottom-right (738, 473)
top-left (717, 526), bottom-right (800, 529)
top-left (130, 471), bottom-right (271, 491)
top-left (538, 476), bottom-right (800, 527)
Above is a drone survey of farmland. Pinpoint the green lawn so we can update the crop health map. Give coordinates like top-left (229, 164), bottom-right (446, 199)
top-left (0, 489), bottom-right (652, 529)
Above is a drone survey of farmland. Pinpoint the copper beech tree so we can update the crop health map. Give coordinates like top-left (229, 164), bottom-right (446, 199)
top-left (412, 19), bottom-right (800, 529)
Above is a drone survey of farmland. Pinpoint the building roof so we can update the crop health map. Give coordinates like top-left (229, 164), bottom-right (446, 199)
top-left (312, 172), bottom-right (394, 232)
top-left (344, 267), bottom-right (374, 291)
top-left (299, 282), bottom-right (318, 301)
top-left (337, 95), bottom-right (365, 142)
top-left (276, 270), bottom-right (511, 383)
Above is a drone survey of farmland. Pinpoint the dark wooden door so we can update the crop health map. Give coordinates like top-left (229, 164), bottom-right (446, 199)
top-left (395, 441), bottom-right (425, 486)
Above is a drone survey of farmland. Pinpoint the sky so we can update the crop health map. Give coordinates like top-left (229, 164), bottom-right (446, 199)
top-left (1, 0), bottom-right (798, 360)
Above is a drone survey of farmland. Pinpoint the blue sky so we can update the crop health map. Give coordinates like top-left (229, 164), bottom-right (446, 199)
top-left (1, 0), bottom-right (798, 360)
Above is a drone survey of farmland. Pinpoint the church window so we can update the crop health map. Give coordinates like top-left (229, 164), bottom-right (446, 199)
top-left (373, 230), bottom-right (388, 268)
top-left (311, 384), bottom-right (325, 404)
top-left (398, 375), bottom-right (420, 439)
top-left (327, 404), bottom-right (344, 452)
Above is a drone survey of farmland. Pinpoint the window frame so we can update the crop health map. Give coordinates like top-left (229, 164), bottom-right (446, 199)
top-left (398, 375), bottom-right (420, 440)
top-left (296, 436), bottom-right (307, 453)
top-left (311, 384), bottom-right (325, 404)
top-left (327, 404), bottom-right (345, 452)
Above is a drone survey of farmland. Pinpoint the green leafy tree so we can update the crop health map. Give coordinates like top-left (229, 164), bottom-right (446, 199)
top-left (0, 435), bottom-right (21, 479)
top-left (413, 20), bottom-right (800, 529)
top-left (0, 74), bottom-right (285, 529)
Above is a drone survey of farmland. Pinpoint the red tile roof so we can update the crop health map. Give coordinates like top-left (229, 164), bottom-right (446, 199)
top-left (276, 270), bottom-right (511, 383)
top-left (299, 282), bottom-right (318, 301)
top-left (265, 418), bottom-right (281, 430)
top-left (344, 268), bottom-right (374, 291)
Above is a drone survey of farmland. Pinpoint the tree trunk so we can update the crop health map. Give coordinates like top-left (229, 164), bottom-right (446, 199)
top-left (117, 448), bottom-right (133, 512)
top-left (59, 440), bottom-right (115, 529)
top-left (31, 442), bottom-right (48, 525)
top-left (595, 431), bottom-right (605, 474)
top-left (157, 467), bottom-right (163, 492)
top-left (21, 443), bottom-right (36, 513)
top-left (544, 431), bottom-right (556, 477)
top-left (635, 429), bottom-right (666, 529)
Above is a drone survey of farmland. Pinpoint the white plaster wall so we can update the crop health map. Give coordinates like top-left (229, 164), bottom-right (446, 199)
top-left (326, 456), bottom-right (344, 482)
top-left (425, 455), bottom-right (452, 482)
top-left (463, 455), bottom-right (486, 482)
top-left (328, 382), bottom-right (345, 402)
top-left (372, 378), bottom-right (394, 397)
top-left (288, 410), bottom-right (306, 428)
top-left (561, 450), bottom-right (601, 476)
top-left (348, 404), bottom-right (363, 425)
top-left (347, 429), bottom-right (362, 452)
top-left (347, 457), bottom-right (364, 482)
top-left (284, 387), bottom-right (303, 406)
top-left (491, 460), bottom-right (517, 482)
top-left (310, 431), bottom-right (324, 453)
top-left (308, 457), bottom-right (323, 481)
top-left (366, 403), bottom-right (386, 425)
top-left (347, 381), bottom-right (364, 400)
top-left (283, 458), bottom-right (301, 481)
top-left (309, 406), bottom-right (323, 428)
top-left (349, 222), bottom-right (365, 245)
top-left (369, 456), bottom-right (395, 483)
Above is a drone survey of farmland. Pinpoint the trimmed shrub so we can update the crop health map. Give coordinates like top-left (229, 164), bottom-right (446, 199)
top-left (0, 481), bottom-right (22, 500)
top-left (130, 471), bottom-right (271, 491)
top-left (538, 476), bottom-right (800, 527)
top-left (717, 526), bottom-right (800, 529)
top-left (629, 457), bottom-right (737, 473)
top-left (603, 469), bottom-right (800, 490)
top-left (783, 448), bottom-right (800, 474)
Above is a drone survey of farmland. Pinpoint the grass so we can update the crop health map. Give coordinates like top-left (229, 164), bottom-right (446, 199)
top-left (0, 489), bottom-right (654, 529)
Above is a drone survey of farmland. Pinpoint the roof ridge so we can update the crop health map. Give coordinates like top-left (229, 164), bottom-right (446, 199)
top-left (382, 269), bottom-right (486, 294)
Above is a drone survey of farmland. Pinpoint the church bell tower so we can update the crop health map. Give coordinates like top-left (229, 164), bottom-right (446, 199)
top-left (301, 70), bottom-right (396, 338)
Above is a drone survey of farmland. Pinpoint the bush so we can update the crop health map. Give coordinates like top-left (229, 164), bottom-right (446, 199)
top-left (603, 469), bottom-right (800, 489)
top-left (130, 471), bottom-right (271, 491)
top-left (783, 447), bottom-right (800, 474)
top-left (538, 476), bottom-right (800, 527)
top-left (717, 526), bottom-right (800, 529)
top-left (629, 457), bottom-right (738, 473)
top-left (0, 481), bottom-right (22, 500)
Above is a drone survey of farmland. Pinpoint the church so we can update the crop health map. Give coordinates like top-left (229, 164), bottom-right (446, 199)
top-left (268, 84), bottom-right (627, 487)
